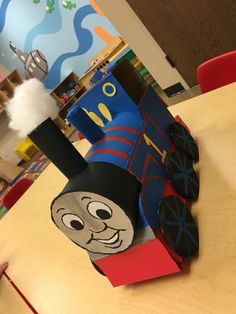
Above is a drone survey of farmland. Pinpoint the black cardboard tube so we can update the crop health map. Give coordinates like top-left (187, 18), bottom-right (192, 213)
top-left (28, 118), bottom-right (87, 179)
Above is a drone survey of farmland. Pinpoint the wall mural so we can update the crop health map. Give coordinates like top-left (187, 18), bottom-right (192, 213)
top-left (0, 0), bottom-right (119, 89)
top-left (9, 41), bottom-right (49, 81)
top-left (33, 0), bottom-right (77, 13)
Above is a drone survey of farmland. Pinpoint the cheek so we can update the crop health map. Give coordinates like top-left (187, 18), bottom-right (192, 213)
top-left (108, 214), bottom-right (133, 231)
top-left (68, 228), bottom-right (92, 245)
top-left (53, 216), bottom-right (92, 245)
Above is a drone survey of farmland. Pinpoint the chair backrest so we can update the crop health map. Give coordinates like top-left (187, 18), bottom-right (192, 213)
top-left (197, 50), bottom-right (236, 93)
top-left (2, 178), bottom-right (33, 210)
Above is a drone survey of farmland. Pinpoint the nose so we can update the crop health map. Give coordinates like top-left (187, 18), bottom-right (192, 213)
top-left (89, 223), bottom-right (107, 234)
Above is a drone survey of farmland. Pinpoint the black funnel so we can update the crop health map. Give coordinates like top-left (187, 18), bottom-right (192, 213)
top-left (28, 118), bottom-right (87, 179)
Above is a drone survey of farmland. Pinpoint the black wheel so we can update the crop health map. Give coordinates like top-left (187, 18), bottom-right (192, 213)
top-left (165, 150), bottom-right (199, 199)
top-left (158, 196), bottom-right (199, 257)
top-left (169, 122), bottom-right (199, 161)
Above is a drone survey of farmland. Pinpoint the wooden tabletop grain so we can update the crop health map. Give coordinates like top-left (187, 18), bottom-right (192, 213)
top-left (0, 83), bottom-right (236, 314)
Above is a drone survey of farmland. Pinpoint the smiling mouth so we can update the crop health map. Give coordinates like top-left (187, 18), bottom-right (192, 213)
top-left (95, 231), bottom-right (120, 246)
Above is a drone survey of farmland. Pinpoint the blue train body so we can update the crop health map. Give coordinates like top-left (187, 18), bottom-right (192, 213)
top-left (66, 62), bottom-right (199, 286)
top-left (68, 71), bottom-right (175, 231)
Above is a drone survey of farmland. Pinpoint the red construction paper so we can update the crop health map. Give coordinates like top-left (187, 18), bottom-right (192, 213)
top-left (174, 115), bottom-right (190, 132)
top-left (94, 239), bottom-right (181, 287)
top-left (163, 178), bottom-right (186, 203)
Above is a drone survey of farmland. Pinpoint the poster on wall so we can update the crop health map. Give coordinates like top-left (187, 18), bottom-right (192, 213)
top-left (0, 0), bottom-right (120, 88)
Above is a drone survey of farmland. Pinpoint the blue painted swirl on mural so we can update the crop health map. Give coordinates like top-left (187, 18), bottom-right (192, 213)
top-left (24, 0), bottom-right (62, 51)
top-left (0, 0), bottom-right (11, 33)
top-left (44, 5), bottom-right (96, 89)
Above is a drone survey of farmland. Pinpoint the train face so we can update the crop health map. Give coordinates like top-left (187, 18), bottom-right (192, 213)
top-left (51, 162), bottom-right (141, 255)
top-left (53, 60), bottom-right (200, 286)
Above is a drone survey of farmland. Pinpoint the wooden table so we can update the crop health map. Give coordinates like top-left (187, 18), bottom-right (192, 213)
top-left (0, 83), bottom-right (236, 313)
top-left (0, 276), bottom-right (31, 314)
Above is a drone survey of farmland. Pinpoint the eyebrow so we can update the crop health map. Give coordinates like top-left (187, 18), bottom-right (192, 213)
top-left (56, 208), bottom-right (65, 213)
top-left (81, 196), bottom-right (92, 201)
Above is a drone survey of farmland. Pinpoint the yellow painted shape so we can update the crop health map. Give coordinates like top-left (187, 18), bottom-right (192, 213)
top-left (102, 82), bottom-right (116, 97)
top-left (82, 107), bottom-right (104, 127)
top-left (143, 133), bottom-right (167, 163)
top-left (108, 44), bottom-right (129, 62)
top-left (98, 103), bottom-right (112, 121)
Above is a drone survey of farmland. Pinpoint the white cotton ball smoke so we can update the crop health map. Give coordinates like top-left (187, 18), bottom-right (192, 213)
top-left (7, 78), bottom-right (59, 138)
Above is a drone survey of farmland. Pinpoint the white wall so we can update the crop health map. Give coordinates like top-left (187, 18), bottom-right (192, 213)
top-left (95, 0), bottom-right (189, 90)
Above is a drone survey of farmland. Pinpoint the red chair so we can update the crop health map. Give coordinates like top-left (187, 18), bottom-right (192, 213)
top-left (197, 50), bottom-right (236, 93)
top-left (2, 178), bottom-right (33, 210)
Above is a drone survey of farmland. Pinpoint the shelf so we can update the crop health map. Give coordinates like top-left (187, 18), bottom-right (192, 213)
top-left (0, 91), bottom-right (9, 113)
top-left (0, 105), bottom-right (5, 114)
top-left (50, 71), bottom-right (86, 137)
top-left (57, 86), bottom-right (86, 111)
top-left (7, 69), bottom-right (24, 87)
top-left (51, 72), bottom-right (82, 103)
top-left (64, 125), bottom-right (75, 138)
top-left (0, 69), bottom-right (24, 113)
top-left (0, 79), bottom-right (14, 98)
top-left (59, 97), bottom-right (77, 120)
top-left (53, 117), bottom-right (75, 138)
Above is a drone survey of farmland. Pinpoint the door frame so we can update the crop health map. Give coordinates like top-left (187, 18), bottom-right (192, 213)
top-left (95, 0), bottom-right (189, 90)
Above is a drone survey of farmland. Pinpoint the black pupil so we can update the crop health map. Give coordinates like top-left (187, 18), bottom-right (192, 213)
top-left (96, 209), bottom-right (111, 219)
top-left (71, 220), bottom-right (84, 230)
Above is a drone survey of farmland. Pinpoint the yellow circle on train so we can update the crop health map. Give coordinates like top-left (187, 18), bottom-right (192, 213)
top-left (102, 82), bottom-right (116, 97)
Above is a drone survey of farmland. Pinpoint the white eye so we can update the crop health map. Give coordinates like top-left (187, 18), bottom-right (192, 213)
top-left (62, 214), bottom-right (84, 230)
top-left (87, 202), bottom-right (112, 220)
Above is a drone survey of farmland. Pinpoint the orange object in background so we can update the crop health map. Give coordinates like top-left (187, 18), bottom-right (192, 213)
top-left (94, 26), bottom-right (117, 44)
top-left (89, 0), bottom-right (105, 16)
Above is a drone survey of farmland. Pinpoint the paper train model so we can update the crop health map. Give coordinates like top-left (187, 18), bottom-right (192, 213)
top-left (8, 60), bottom-right (200, 287)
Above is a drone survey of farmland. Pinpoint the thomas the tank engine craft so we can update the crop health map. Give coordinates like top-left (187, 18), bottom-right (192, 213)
top-left (7, 60), bottom-right (200, 287)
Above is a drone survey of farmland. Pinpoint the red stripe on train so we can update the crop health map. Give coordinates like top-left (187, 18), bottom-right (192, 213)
top-left (96, 136), bottom-right (133, 146)
top-left (104, 126), bottom-right (139, 135)
top-left (86, 149), bottom-right (128, 160)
